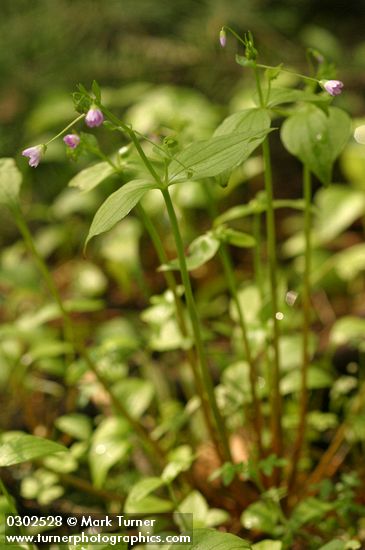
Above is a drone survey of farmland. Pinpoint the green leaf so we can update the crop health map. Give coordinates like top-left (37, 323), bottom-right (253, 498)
top-left (127, 477), bottom-right (165, 503)
top-left (169, 528), bottom-right (251, 550)
top-left (290, 497), bottom-right (333, 530)
top-left (214, 108), bottom-right (271, 137)
top-left (0, 432), bottom-right (67, 466)
top-left (124, 494), bottom-right (173, 514)
top-left (252, 541), bottom-right (282, 550)
top-left (281, 105), bottom-right (351, 184)
top-left (215, 197), bottom-right (306, 226)
top-left (0, 158), bottom-right (22, 206)
top-left (330, 316), bottom-right (365, 347)
top-left (86, 179), bottom-right (156, 245)
top-left (262, 87), bottom-right (329, 108)
top-left (241, 501), bottom-right (281, 535)
top-left (55, 414), bottom-right (93, 441)
top-left (68, 161), bottom-right (115, 192)
top-left (89, 417), bottom-right (131, 488)
top-left (280, 366), bottom-right (333, 395)
top-left (113, 378), bottom-right (154, 419)
top-left (332, 243), bottom-right (365, 281)
top-left (235, 54), bottom-right (256, 68)
top-left (162, 445), bottom-right (194, 483)
top-left (215, 227), bottom-right (255, 248)
top-left (160, 233), bottom-right (220, 272)
top-left (315, 185), bottom-right (365, 243)
top-left (168, 129), bottom-right (272, 183)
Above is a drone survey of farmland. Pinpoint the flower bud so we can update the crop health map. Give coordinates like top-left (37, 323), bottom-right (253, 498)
top-left (85, 107), bottom-right (104, 128)
top-left (219, 29), bottom-right (227, 48)
top-left (320, 79), bottom-right (344, 96)
top-left (22, 144), bottom-right (46, 168)
top-left (63, 134), bottom-right (81, 149)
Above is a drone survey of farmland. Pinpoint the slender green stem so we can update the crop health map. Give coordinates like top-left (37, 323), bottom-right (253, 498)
top-left (253, 213), bottom-right (264, 300)
top-left (136, 204), bottom-right (220, 444)
top-left (161, 187), bottom-right (232, 463)
top-left (255, 63), bottom-right (319, 84)
top-left (287, 165), bottom-right (312, 492)
top-left (99, 106), bottom-right (162, 184)
top-left (12, 206), bottom-right (166, 467)
top-left (205, 187), bottom-right (264, 457)
top-left (254, 67), bottom-right (283, 461)
top-left (219, 244), bottom-right (264, 457)
top-left (45, 114), bottom-right (85, 146)
top-left (262, 137), bottom-right (283, 460)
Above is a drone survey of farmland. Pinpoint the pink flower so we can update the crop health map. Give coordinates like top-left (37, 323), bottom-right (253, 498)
top-left (219, 29), bottom-right (226, 48)
top-left (85, 107), bottom-right (104, 128)
top-left (22, 145), bottom-right (45, 168)
top-left (321, 79), bottom-right (344, 96)
top-left (63, 134), bottom-right (80, 149)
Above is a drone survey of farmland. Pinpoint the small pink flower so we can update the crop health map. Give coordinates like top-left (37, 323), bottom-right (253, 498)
top-left (219, 29), bottom-right (226, 48)
top-left (63, 134), bottom-right (80, 149)
top-left (85, 107), bottom-right (104, 128)
top-left (321, 79), bottom-right (344, 96)
top-left (22, 145), bottom-right (45, 168)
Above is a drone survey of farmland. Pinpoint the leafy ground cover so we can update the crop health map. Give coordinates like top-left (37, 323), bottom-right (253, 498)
top-left (1, 25), bottom-right (365, 550)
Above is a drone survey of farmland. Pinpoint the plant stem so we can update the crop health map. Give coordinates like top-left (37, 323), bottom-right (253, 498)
top-left (287, 165), bottom-right (312, 492)
top-left (98, 106), bottom-right (231, 462)
top-left (254, 67), bottom-right (283, 462)
top-left (219, 245), bottom-right (264, 456)
top-left (205, 187), bottom-right (264, 457)
top-left (45, 114), bottom-right (85, 146)
top-left (92, 131), bottom-right (224, 447)
top-left (253, 212), bottom-right (264, 300)
top-left (12, 206), bottom-right (166, 467)
top-left (136, 205), bottom-right (220, 446)
top-left (161, 187), bottom-right (232, 463)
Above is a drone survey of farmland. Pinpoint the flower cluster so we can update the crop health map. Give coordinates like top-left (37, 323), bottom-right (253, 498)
top-left (22, 106), bottom-right (104, 167)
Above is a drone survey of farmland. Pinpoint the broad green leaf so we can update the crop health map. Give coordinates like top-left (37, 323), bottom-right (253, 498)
top-left (55, 414), bottom-right (93, 441)
top-left (241, 501), bottom-right (281, 535)
top-left (214, 108), bottom-right (271, 137)
top-left (86, 179), bottom-right (156, 245)
top-left (333, 243), bottom-right (365, 281)
top-left (0, 432), bottom-right (67, 467)
top-left (168, 129), bottom-right (272, 183)
top-left (179, 491), bottom-right (209, 528)
top-left (330, 316), bottom-right (365, 347)
top-left (68, 162), bottom-right (114, 192)
top-left (315, 185), bottom-right (365, 243)
top-left (281, 105), bottom-right (351, 184)
top-left (261, 87), bottom-right (329, 108)
top-left (162, 445), bottom-right (194, 483)
top-left (127, 477), bottom-right (165, 503)
top-left (160, 233), bottom-right (220, 272)
top-left (89, 417), bottom-right (131, 488)
top-left (113, 378), bottom-right (154, 419)
top-left (280, 366), bottom-right (333, 395)
top-left (125, 494), bottom-right (173, 514)
top-left (169, 528), bottom-right (251, 550)
top-left (0, 158), bottom-right (22, 206)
